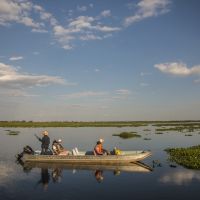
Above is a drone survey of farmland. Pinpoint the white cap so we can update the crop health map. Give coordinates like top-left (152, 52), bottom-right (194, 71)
top-left (43, 130), bottom-right (48, 135)
top-left (58, 139), bottom-right (62, 143)
top-left (99, 138), bottom-right (104, 143)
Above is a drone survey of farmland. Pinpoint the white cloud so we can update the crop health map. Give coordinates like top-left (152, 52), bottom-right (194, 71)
top-left (80, 34), bottom-right (102, 41)
top-left (31, 28), bottom-right (48, 33)
top-left (159, 171), bottom-right (200, 185)
top-left (53, 15), bottom-right (120, 49)
top-left (0, 1), bottom-right (120, 50)
top-left (0, 62), bottom-right (69, 89)
top-left (63, 91), bottom-right (108, 99)
top-left (77, 5), bottom-right (87, 12)
top-left (124, 0), bottom-right (170, 27)
top-left (0, 0), bottom-right (43, 29)
top-left (100, 10), bottom-right (111, 17)
top-left (154, 62), bottom-right (200, 76)
top-left (9, 56), bottom-right (23, 61)
top-left (0, 89), bottom-right (39, 97)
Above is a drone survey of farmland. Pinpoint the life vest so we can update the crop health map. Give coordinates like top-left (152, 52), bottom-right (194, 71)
top-left (94, 143), bottom-right (103, 155)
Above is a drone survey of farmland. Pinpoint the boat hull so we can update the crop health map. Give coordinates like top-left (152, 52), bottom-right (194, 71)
top-left (22, 151), bottom-right (151, 164)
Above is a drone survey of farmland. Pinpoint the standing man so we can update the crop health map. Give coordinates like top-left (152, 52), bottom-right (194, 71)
top-left (35, 130), bottom-right (50, 155)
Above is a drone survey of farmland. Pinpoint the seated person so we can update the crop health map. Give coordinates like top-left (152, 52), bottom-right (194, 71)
top-left (52, 139), bottom-right (69, 155)
top-left (94, 138), bottom-right (109, 155)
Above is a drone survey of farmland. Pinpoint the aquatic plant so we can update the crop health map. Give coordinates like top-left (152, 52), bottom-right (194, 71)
top-left (155, 132), bottom-right (163, 134)
top-left (112, 132), bottom-right (141, 139)
top-left (7, 130), bottom-right (20, 135)
top-left (165, 145), bottom-right (200, 169)
top-left (144, 138), bottom-right (151, 140)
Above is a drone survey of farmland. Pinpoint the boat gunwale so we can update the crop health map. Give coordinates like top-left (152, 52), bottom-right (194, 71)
top-left (22, 151), bottom-right (152, 164)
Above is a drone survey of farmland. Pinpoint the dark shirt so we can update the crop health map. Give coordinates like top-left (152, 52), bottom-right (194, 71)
top-left (39, 135), bottom-right (50, 149)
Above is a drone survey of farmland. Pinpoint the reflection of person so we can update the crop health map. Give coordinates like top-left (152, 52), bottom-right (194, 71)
top-left (52, 139), bottom-right (69, 155)
top-left (37, 168), bottom-right (50, 191)
top-left (35, 131), bottom-right (50, 155)
top-left (94, 139), bottom-right (109, 155)
top-left (52, 168), bottom-right (62, 183)
top-left (94, 170), bottom-right (104, 183)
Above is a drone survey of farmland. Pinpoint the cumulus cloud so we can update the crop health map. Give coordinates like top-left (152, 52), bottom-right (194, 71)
top-left (53, 15), bottom-right (120, 50)
top-left (9, 56), bottom-right (23, 61)
top-left (159, 171), bottom-right (200, 185)
top-left (100, 10), bottom-right (111, 17)
top-left (63, 91), bottom-right (108, 99)
top-left (0, 1), bottom-right (120, 50)
top-left (0, 62), bottom-right (69, 89)
top-left (154, 62), bottom-right (200, 76)
top-left (124, 0), bottom-right (171, 27)
top-left (0, 0), bottom-right (44, 29)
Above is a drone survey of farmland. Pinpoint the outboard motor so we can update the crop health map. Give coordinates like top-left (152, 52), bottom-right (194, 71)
top-left (16, 145), bottom-right (34, 161)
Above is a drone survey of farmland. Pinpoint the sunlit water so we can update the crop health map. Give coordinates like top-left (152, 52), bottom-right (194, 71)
top-left (0, 126), bottom-right (200, 200)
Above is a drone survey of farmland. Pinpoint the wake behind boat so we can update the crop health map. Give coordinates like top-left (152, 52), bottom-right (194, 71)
top-left (21, 150), bottom-right (151, 164)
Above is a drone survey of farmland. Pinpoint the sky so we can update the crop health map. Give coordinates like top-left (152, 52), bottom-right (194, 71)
top-left (0, 0), bottom-right (200, 121)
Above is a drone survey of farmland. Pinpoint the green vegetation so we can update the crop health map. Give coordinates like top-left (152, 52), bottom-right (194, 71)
top-left (0, 121), bottom-right (149, 128)
top-left (153, 122), bottom-right (200, 132)
top-left (112, 132), bottom-right (141, 139)
top-left (144, 138), bottom-right (151, 140)
top-left (185, 134), bottom-right (193, 136)
top-left (165, 145), bottom-right (200, 169)
top-left (6, 130), bottom-right (20, 135)
top-left (155, 132), bottom-right (163, 134)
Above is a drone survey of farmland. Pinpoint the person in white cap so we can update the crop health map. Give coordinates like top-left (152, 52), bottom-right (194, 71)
top-left (52, 138), bottom-right (69, 155)
top-left (35, 130), bottom-right (50, 155)
top-left (94, 138), bottom-right (109, 155)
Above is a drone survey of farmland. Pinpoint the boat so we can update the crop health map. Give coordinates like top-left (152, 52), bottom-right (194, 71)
top-left (23, 161), bottom-right (152, 173)
top-left (21, 150), bottom-right (151, 164)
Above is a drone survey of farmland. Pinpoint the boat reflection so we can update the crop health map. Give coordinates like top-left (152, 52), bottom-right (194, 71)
top-left (18, 162), bottom-right (152, 188)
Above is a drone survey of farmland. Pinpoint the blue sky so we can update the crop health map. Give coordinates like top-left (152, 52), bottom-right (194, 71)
top-left (0, 0), bottom-right (200, 121)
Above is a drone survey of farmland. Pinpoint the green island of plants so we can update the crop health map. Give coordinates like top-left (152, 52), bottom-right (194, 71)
top-left (112, 132), bottom-right (141, 139)
top-left (6, 130), bottom-right (20, 135)
top-left (165, 145), bottom-right (200, 169)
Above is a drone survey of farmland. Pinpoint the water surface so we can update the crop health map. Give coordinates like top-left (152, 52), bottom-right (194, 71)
top-left (0, 126), bottom-right (200, 200)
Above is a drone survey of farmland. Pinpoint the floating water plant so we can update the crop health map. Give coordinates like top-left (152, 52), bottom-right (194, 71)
top-left (155, 132), bottom-right (163, 134)
top-left (165, 145), bottom-right (200, 169)
top-left (144, 138), bottom-right (151, 140)
top-left (185, 134), bottom-right (192, 136)
top-left (112, 132), bottom-right (141, 139)
top-left (143, 129), bottom-right (150, 131)
top-left (7, 130), bottom-right (20, 135)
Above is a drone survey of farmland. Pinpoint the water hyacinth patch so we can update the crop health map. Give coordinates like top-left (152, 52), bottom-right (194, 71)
top-left (165, 145), bottom-right (200, 169)
top-left (112, 132), bottom-right (141, 139)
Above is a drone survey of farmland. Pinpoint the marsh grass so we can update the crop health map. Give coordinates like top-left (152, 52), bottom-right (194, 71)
top-left (0, 121), bottom-right (148, 128)
top-left (165, 145), bottom-right (200, 169)
top-left (112, 132), bottom-right (141, 139)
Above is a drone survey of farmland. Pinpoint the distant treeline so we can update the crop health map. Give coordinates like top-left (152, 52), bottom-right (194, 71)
top-left (0, 120), bottom-right (200, 128)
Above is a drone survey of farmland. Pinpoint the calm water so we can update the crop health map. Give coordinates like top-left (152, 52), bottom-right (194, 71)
top-left (1, 126), bottom-right (200, 200)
